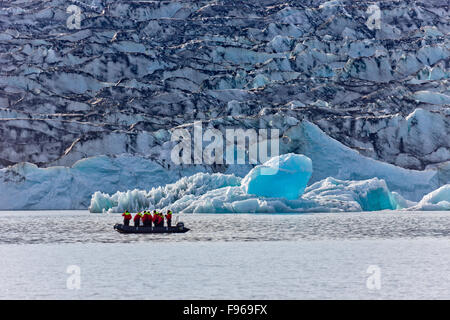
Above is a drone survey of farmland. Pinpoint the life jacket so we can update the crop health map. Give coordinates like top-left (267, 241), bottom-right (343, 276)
top-left (122, 212), bottom-right (132, 220)
top-left (143, 212), bottom-right (151, 222)
top-left (165, 212), bottom-right (172, 220)
top-left (134, 212), bottom-right (142, 222)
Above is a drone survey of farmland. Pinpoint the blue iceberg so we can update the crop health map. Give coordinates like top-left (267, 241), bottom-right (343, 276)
top-left (241, 153), bottom-right (313, 200)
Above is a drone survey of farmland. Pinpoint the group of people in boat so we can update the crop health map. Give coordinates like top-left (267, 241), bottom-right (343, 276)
top-left (121, 210), bottom-right (173, 228)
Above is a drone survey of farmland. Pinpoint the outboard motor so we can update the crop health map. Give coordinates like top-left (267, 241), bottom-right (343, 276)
top-left (176, 222), bottom-right (184, 231)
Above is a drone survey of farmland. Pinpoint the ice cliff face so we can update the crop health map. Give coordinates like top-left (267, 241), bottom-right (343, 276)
top-left (1, 0), bottom-right (449, 170)
top-left (0, 0), bottom-right (449, 209)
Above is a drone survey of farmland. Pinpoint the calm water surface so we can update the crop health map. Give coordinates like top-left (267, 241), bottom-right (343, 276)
top-left (0, 211), bottom-right (449, 299)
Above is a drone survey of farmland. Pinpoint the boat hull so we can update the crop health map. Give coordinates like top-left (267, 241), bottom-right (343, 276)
top-left (114, 223), bottom-right (190, 234)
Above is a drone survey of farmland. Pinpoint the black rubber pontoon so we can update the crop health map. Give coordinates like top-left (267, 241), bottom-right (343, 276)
top-left (114, 222), bottom-right (190, 234)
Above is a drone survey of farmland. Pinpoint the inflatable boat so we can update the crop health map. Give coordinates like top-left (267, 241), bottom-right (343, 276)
top-left (114, 222), bottom-right (190, 234)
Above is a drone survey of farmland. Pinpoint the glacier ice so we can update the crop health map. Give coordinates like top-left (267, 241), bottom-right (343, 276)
top-left (412, 91), bottom-right (450, 105)
top-left (0, 155), bottom-right (210, 210)
top-left (170, 176), bottom-right (402, 213)
top-left (1, 1), bottom-right (449, 181)
top-left (407, 185), bottom-right (450, 211)
top-left (241, 153), bottom-right (312, 200)
top-left (88, 153), bottom-right (449, 213)
top-left (1, 118), bottom-right (448, 210)
top-left (302, 177), bottom-right (399, 211)
top-left (286, 121), bottom-right (441, 202)
top-left (89, 172), bottom-right (241, 213)
top-left (89, 172), bottom-right (402, 214)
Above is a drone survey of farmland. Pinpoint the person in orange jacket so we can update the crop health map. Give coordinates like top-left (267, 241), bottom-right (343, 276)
top-left (165, 210), bottom-right (173, 228)
top-left (133, 212), bottom-right (143, 227)
top-left (122, 211), bottom-right (132, 226)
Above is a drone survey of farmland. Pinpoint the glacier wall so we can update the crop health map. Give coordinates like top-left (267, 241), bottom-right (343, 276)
top-left (0, 0), bottom-right (449, 210)
top-left (0, 155), bottom-right (211, 210)
top-left (1, 119), bottom-right (448, 210)
top-left (0, 0), bottom-right (449, 172)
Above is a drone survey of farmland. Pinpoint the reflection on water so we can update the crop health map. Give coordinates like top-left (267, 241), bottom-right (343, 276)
top-left (0, 211), bottom-right (449, 244)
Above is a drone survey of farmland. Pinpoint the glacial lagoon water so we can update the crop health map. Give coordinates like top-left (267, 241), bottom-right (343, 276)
top-left (0, 210), bottom-right (450, 299)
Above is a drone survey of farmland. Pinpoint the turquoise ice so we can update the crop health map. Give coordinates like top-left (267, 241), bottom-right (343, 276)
top-left (241, 153), bottom-right (313, 200)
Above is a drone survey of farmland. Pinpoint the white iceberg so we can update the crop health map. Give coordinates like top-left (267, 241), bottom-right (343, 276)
top-left (407, 185), bottom-right (450, 211)
top-left (164, 176), bottom-right (401, 213)
top-left (89, 173), bottom-right (402, 214)
top-left (89, 172), bottom-right (241, 213)
top-left (302, 177), bottom-right (399, 211)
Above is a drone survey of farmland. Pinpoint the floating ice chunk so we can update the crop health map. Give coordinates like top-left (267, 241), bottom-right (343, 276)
top-left (89, 191), bottom-right (115, 213)
top-left (407, 185), bottom-right (450, 211)
top-left (303, 177), bottom-right (399, 211)
top-left (241, 153), bottom-right (313, 200)
top-left (88, 163), bottom-right (448, 214)
top-left (166, 176), bottom-right (400, 213)
top-left (390, 192), bottom-right (417, 209)
top-left (90, 189), bottom-right (150, 214)
top-left (89, 172), bottom-right (241, 213)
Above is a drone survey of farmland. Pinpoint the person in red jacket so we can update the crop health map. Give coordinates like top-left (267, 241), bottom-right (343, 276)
top-left (133, 212), bottom-right (143, 227)
top-left (147, 211), bottom-right (154, 227)
top-left (122, 211), bottom-right (132, 226)
top-left (159, 211), bottom-right (164, 227)
top-left (152, 210), bottom-right (159, 227)
top-left (165, 210), bottom-right (173, 228)
top-left (141, 211), bottom-right (150, 227)
top-left (141, 211), bottom-right (147, 226)
top-left (153, 210), bottom-right (163, 227)
top-left (159, 212), bottom-right (164, 227)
